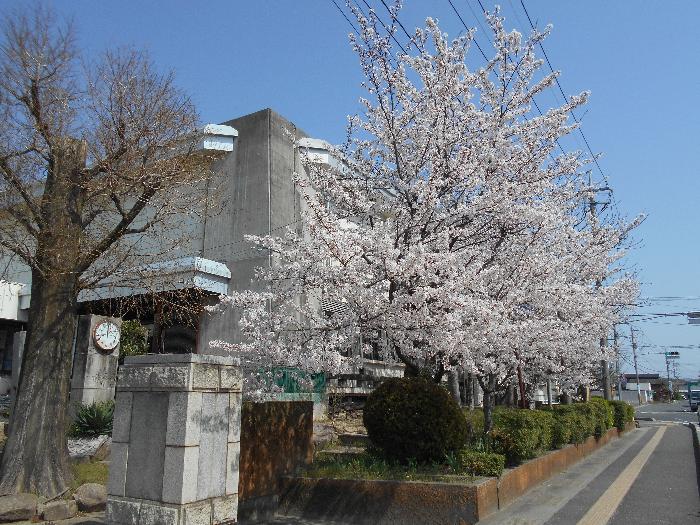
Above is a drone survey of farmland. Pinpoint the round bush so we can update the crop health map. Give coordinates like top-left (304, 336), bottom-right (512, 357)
top-left (363, 377), bottom-right (467, 463)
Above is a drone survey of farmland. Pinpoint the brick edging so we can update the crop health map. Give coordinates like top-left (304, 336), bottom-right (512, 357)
top-left (278, 422), bottom-right (636, 525)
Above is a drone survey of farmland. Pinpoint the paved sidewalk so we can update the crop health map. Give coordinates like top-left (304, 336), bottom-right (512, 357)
top-left (479, 422), bottom-right (699, 525)
top-left (478, 426), bottom-right (649, 525)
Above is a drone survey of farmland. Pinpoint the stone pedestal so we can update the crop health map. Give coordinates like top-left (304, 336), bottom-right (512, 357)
top-left (106, 354), bottom-right (242, 525)
top-left (70, 315), bottom-right (121, 416)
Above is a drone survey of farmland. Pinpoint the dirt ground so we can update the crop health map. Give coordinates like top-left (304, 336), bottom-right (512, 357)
top-left (328, 408), bottom-right (365, 435)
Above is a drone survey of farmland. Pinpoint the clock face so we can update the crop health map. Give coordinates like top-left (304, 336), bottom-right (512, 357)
top-left (93, 321), bottom-right (120, 352)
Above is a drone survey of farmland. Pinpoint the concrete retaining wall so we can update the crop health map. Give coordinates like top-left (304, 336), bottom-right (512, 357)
top-left (279, 422), bottom-right (636, 524)
top-left (279, 477), bottom-right (498, 525)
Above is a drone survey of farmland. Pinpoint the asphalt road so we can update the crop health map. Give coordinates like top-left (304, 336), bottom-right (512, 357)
top-left (635, 399), bottom-right (700, 424)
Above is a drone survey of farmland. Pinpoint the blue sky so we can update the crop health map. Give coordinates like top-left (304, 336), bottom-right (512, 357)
top-left (21, 1), bottom-right (700, 379)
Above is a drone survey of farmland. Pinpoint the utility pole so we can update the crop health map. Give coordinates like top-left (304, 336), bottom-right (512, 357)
top-left (589, 186), bottom-right (611, 400)
top-left (601, 348), bottom-right (611, 400)
top-left (630, 326), bottom-right (642, 405)
top-left (665, 352), bottom-right (672, 403)
top-left (614, 326), bottom-right (622, 401)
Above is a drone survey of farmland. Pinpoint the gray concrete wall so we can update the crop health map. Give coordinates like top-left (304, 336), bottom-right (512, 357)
top-left (198, 109), bottom-right (308, 352)
top-left (69, 315), bottom-right (122, 417)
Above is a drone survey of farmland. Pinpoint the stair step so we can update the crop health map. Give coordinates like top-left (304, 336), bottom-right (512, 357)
top-left (316, 446), bottom-right (365, 462)
top-left (337, 433), bottom-right (370, 447)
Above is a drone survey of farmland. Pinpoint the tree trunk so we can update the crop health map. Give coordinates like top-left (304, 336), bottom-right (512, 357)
top-left (462, 373), bottom-right (473, 408)
top-left (505, 384), bottom-right (516, 407)
top-left (0, 274), bottom-right (78, 496)
top-left (447, 370), bottom-right (461, 405)
top-left (0, 139), bottom-right (86, 497)
top-left (517, 365), bottom-right (528, 409)
top-left (482, 389), bottom-right (495, 434)
top-left (479, 374), bottom-right (497, 435)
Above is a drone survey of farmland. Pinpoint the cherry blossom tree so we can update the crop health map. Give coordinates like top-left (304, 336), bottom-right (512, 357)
top-left (213, 4), bottom-right (639, 431)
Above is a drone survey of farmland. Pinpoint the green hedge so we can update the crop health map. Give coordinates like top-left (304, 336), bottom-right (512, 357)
top-left (587, 397), bottom-right (615, 437)
top-left (608, 399), bottom-right (635, 431)
top-left (463, 409), bottom-right (485, 446)
top-left (461, 399), bottom-right (635, 466)
top-left (457, 449), bottom-right (505, 477)
top-left (491, 408), bottom-right (554, 465)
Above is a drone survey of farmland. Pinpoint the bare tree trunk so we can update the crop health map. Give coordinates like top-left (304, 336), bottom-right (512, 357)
top-left (0, 274), bottom-right (78, 496)
top-left (517, 365), bottom-right (528, 409)
top-left (463, 373), bottom-right (473, 408)
top-left (0, 139), bottom-right (85, 497)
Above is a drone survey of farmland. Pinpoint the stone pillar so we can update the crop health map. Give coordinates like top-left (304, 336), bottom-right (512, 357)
top-left (70, 315), bottom-right (121, 416)
top-left (106, 354), bottom-right (242, 525)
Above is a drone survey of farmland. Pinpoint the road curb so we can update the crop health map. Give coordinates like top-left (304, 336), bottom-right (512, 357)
top-left (689, 423), bottom-right (700, 469)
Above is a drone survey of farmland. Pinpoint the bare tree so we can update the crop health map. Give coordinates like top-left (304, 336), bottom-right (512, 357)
top-left (0, 5), bottom-right (215, 496)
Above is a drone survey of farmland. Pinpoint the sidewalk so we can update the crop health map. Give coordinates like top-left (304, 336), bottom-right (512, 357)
top-left (479, 422), bottom-right (700, 525)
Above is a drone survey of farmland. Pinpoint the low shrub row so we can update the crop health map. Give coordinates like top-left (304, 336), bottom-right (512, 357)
top-left (491, 408), bottom-right (553, 465)
top-left (363, 377), bottom-right (634, 477)
top-left (608, 399), bottom-right (636, 432)
top-left (456, 449), bottom-right (505, 477)
top-left (463, 398), bottom-right (634, 466)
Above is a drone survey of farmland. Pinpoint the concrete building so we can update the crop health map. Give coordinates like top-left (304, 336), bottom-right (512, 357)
top-left (0, 110), bottom-right (314, 385)
top-left (0, 108), bottom-right (397, 401)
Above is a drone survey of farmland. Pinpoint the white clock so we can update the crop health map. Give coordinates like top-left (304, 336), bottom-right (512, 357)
top-left (93, 320), bottom-right (121, 352)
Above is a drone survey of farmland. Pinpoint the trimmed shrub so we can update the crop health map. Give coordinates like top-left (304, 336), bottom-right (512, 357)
top-left (70, 401), bottom-right (114, 437)
top-left (549, 407), bottom-right (572, 448)
top-left (491, 408), bottom-right (554, 465)
top-left (608, 400), bottom-right (635, 431)
top-left (588, 397), bottom-right (614, 437)
top-left (551, 405), bottom-right (591, 445)
top-left (570, 403), bottom-right (597, 440)
top-left (363, 377), bottom-right (468, 463)
top-left (119, 320), bottom-right (149, 363)
top-left (463, 409), bottom-right (485, 447)
top-left (457, 449), bottom-right (505, 477)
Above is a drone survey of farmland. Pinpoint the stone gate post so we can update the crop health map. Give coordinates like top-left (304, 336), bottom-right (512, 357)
top-left (70, 315), bottom-right (122, 417)
top-left (106, 354), bottom-right (242, 525)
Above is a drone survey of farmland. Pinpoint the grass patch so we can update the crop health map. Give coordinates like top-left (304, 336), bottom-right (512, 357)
top-left (70, 461), bottom-right (108, 492)
top-left (304, 452), bottom-right (477, 484)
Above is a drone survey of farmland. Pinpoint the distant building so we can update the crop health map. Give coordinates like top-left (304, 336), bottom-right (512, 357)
top-left (623, 373), bottom-right (666, 400)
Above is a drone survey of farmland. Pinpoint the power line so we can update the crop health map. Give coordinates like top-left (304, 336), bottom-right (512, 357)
top-left (518, 0), bottom-right (607, 181)
top-left (378, 0), bottom-right (413, 44)
top-left (330, 0), bottom-right (360, 34)
top-left (447, 0), bottom-right (489, 60)
top-left (358, 0), bottom-right (408, 55)
top-left (447, 0), bottom-right (567, 157)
